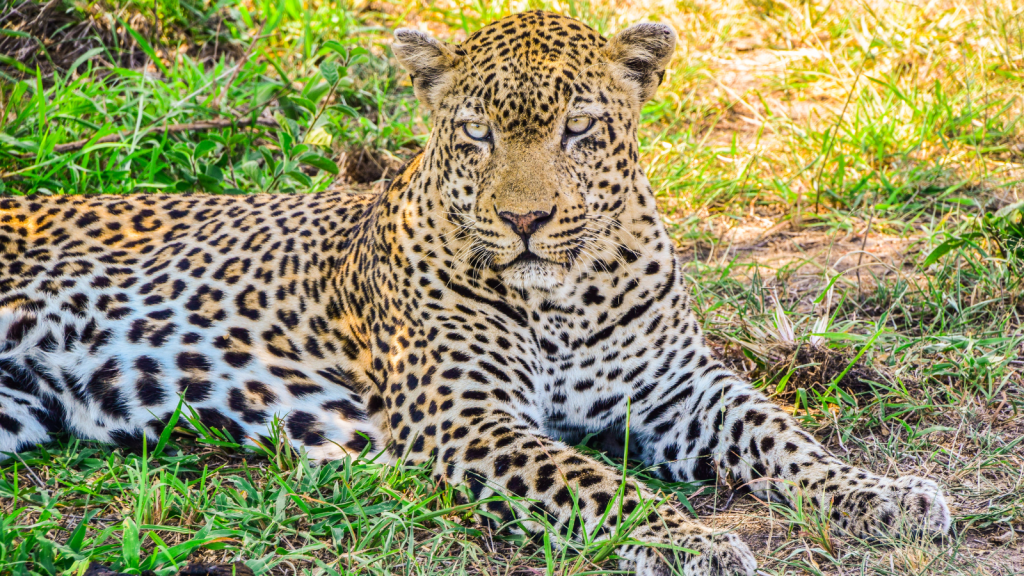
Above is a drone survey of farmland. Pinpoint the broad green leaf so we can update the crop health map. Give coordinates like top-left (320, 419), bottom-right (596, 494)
top-left (289, 96), bottom-right (317, 113)
top-left (299, 153), bottom-right (339, 175)
top-left (286, 169), bottom-right (313, 187)
top-left (320, 61), bottom-right (340, 85)
top-left (304, 126), bottom-right (333, 147)
top-left (330, 104), bottom-right (360, 118)
top-left (193, 140), bottom-right (217, 159)
top-left (322, 40), bottom-right (347, 55)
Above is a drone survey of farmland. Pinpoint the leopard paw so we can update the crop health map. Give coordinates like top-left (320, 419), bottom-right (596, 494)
top-left (833, 475), bottom-right (950, 539)
top-left (621, 531), bottom-right (757, 576)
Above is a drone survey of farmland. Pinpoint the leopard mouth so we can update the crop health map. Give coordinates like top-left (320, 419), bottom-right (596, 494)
top-left (496, 249), bottom-right (568, 271)
top-left (494, 249), bottom-right (571, 291)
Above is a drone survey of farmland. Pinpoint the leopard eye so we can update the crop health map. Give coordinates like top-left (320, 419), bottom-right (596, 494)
top-left (566, 116), bottom-right (594, 135)
top-left (464, 122), bottom-right (491, 141)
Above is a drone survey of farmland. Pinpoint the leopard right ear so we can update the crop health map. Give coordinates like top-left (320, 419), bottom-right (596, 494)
top-left (393, 29), bottom-right (463, 110)
top-left (602, 22), bottom-right (676, 105)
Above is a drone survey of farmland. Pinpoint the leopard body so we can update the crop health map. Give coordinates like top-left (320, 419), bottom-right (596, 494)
top-left (0, 12), bottom-right (950, 575)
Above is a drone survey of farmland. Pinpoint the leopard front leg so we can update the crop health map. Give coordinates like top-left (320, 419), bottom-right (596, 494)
top-left (632, 360), bottom-right (951, 540)
top-left (377, 358), bottom-right (754, 575)
top-left (431, 407), bottom-right (755, 576)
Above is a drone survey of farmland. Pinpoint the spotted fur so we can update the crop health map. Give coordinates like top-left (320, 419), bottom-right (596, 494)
top-left (0, 12), bottom-right (949, 575)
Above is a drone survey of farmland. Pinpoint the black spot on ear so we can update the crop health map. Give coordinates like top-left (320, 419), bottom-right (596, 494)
top-left (602, 22), bottom-right (677, 103)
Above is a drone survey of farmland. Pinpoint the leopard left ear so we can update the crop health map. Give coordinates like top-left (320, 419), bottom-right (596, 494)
top-left (602, 22), bottom-right (677, 104)
top-left (393, 28), bottom-right (463, 110)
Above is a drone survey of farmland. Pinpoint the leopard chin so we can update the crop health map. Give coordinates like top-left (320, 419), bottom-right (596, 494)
top-left (499, 259), bottom-right (567, 291)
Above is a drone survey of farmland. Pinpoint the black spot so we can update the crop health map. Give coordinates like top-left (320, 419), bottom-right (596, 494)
top-left (0, 411), bottom-right (22, 434)
top-left (286, 411), bottom-right (325, 446)
top-left (506, 475), bottom-right (529, 497)
top-left (197, 407), bottom-right (246, 443)
top-left (134, 357), bottom-right (163, 379)
top-left (693, 454), bottom-right (716, 481)
top-left (662, 443), bottom-right (679, 462)
top-left (245, 380), bottom-right (278, 404)
top-left (287, 383), bottom-right (324, 397)
top-left (127, 319), bottom-right (150, 343)
top-left (5, 314), bottom-right (37, 343)
top-left (29, 394), bottom-right (66, 434)
top-left (494, 454), bottom-right (511, 476)
top-left (322, 399), bottom-right (367, 421)
top-left (553, 486), bottom-right (573, 506)
top-left (178, 377), bottom-right (212, 402)
top-left (581, 286), bottom-right (605, 305)
top-left (148, 323), bottom-right (177, 346)
top-left (227, 388), bottom-right (268, 424)
top-left (109, 428), bottom-right (149, 451)
top-left (591, 491), bottom-right (613, 514)
top-left (223, 352), bottom-right (252, 368)
top-left (0, 358), bottom-right (39, 395)
top-left (731, 420), bottom-right (744, 442)
top-left (346, 433), bottom-right (373, 453)
top-left (136, 375), bottom-right (166, 407)
top-left (465, 444), bottom-right (490, 461)
top-left (745, 410), bottom-right (767, 426)
top-left (176, 352), bottom-right (211, 372)
top-left (87, 358), bottom-right (129, 419)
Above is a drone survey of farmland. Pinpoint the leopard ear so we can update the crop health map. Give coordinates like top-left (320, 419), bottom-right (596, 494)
top-left (602, 22), bottom-right (677, 104)
top-left (393, 29), bottom-right (463, 110)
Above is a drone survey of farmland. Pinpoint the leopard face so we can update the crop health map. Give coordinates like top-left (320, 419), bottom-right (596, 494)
top-left (394, 12), bottom-right (674, 292)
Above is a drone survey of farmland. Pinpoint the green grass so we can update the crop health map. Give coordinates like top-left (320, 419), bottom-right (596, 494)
top-left (2, 0), bottom-right (1024, 574)
top-left (3, 404), bottom-right (703, 575)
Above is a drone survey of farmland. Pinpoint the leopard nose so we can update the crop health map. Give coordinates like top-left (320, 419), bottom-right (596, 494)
top-left (498, 207), bottom-right (556, 238)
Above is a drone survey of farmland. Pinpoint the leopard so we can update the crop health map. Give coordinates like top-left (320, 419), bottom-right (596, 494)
top-left (0, 11), bottom-right (950, 575)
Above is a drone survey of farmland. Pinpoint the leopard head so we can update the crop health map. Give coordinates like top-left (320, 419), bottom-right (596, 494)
top-left (393, 11), bottom-right (675, 292)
